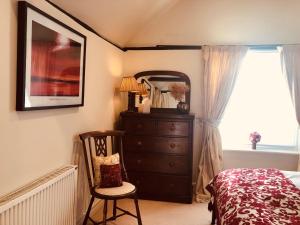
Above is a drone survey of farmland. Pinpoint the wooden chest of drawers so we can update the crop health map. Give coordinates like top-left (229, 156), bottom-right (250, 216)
top-left (120, 112), bottom-right (194, 203)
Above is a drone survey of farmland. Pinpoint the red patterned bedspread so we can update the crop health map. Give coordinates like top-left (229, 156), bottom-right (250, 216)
top-left (207, 168), bottom-right (300, 225)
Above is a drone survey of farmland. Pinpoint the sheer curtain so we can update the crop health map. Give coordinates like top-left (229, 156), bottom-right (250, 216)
top-left (280, 45), bottom-right (300, 170)
top-left (196, 46), bottom-right (248, 202)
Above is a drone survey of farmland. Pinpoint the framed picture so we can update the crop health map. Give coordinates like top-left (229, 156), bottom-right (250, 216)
top-left (16, 1), bottom-right (86, 111)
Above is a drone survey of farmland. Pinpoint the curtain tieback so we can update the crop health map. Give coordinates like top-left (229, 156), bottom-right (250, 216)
top-left (198, 118), bottom-right (220, 128)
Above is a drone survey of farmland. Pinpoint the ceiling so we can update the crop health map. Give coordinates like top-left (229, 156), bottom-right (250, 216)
top-left (49, 0), bottom-right (180, 47)
top-left (49, 0), bottom-right (300, 48)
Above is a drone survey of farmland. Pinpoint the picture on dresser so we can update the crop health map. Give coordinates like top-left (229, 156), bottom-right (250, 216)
top-left (134, 71), bottom-right (191, 113)
top-left (16, 1), bottom-right (86, 111)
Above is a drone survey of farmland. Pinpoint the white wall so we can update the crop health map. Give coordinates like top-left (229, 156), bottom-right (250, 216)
top-left (124, 50), bottom-right (299, 181)
top-left (0, 0), bottom-right (124, 196)
top-left (223, 150), bottom-right (298, 171)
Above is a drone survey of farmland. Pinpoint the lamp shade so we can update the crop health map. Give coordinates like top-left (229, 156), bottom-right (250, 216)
top-left (119, 76), bottom-right (139, 92)
top-left (138, 83), bottom-right (148, 96)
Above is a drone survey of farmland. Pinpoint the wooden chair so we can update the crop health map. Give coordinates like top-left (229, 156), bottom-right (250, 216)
top-left (79, 130), bottom-right (142, 225)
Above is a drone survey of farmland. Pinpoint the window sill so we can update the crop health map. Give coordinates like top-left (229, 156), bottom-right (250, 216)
top-left (223, 148), bottom-right (298, 155)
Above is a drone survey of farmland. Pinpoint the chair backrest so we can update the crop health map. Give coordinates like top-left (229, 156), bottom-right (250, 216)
top-left (79, 130), bottom-right (128, 192)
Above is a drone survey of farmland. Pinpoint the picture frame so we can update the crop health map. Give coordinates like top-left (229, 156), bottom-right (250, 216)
top-left (16, 1), bottom-right (87, 111)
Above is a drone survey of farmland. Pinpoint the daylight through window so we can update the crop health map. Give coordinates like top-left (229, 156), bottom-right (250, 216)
top-left (220, 49), bottom-right (298, 151)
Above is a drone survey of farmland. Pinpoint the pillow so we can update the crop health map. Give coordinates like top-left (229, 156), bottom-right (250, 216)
top-left (99, 164), bottom-right (123, 188)
top-left (92, 153), bottom-right (119, 186)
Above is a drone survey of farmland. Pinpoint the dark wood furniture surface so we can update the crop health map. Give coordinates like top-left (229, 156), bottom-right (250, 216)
top-left (120, 112), bottom-right (194, 203)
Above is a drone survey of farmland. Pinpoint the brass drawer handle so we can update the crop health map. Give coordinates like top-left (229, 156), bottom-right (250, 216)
top-left (170, 143), bottom-right (176, 149)
top-left (137, 159), bottom-right (142, 164)
top-left (137, 141), bottom-right (142, 146)
top-left (169, 162), bottom-right (175, 167)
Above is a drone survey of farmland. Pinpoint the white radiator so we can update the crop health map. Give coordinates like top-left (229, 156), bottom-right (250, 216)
top-left (0, 165), bottom-right (77, 225)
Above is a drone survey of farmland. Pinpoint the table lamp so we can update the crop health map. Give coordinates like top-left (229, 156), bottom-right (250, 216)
top-left (120, 76), bottom-right (139, 112)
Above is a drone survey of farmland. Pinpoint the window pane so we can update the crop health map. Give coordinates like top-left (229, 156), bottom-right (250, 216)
top-left (220, 50), bottom-right (298, 151)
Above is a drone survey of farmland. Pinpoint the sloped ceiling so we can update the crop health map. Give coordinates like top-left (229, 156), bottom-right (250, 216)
top-left (49, 0), bottom-right (180, 47)
top-left (50, 0), bottom-right (300, 47)
top-left (128, 0), bottom-right (300, 46)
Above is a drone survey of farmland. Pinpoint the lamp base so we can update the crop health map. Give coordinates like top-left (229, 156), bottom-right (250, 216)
top-left (127, 92), bottom-right (137, 112)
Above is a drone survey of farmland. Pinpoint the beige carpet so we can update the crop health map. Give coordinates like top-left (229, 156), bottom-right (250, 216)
top-left (88, 199), bottom-right (211, 225)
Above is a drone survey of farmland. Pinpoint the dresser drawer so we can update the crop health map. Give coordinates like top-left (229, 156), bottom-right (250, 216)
top-left (120, 112), bottom-right (194, 203)
top-left (129, 172), bottom-right (191, 200)
top-left (124, 153), bottom-right (189, 175)
top-left (157, 121), bottom-right (189, 136)
top-left (124, 136), bottom-right (188, 154)
top-left (123, 119), bottom-right (155, 135)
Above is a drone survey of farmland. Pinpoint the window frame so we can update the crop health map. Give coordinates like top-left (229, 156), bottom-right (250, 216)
top-left (220, 47), bottom-right (299, 152)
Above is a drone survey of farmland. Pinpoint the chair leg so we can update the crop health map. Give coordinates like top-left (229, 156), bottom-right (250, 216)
top-left (103, 200), bottom-right (108, 225)
top-left (134, 195), bottom-right (142, 225)
top-left (83, 196), bottom-right (94, 225)
top-left (211, 207), bottom-right (216, 225)
top-left (113, 200), bottom-right (117, 220)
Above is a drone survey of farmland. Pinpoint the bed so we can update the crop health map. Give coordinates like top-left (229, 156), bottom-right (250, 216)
top-left (207, 168), bottom-right (300, 225)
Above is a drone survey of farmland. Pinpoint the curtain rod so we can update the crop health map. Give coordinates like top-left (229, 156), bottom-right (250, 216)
top-left (248, 45), bottom-right (280, 50)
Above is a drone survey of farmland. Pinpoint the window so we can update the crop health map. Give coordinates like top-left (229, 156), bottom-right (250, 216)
top-left (220, 49), bottom-right (298, 151)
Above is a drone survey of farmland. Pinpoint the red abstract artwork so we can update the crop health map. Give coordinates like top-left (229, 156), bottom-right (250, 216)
top-left (30, 21), bottom-right (81, 96)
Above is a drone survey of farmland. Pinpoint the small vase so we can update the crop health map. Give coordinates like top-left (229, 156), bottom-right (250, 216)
top-left (252, 142), bottom-right (256, 150)
top-left (177, 101), bottom-right (189, 114)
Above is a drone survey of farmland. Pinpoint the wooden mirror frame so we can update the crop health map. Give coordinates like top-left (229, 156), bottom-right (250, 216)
top-left (134, 70), bottom-right (191, 113)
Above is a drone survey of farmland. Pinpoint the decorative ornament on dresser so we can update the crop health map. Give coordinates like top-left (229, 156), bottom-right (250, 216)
top-left (249, 131), bottom-right (261, 149)
top-left (137, 83), bottom-right (151, 113)
top-left (169, 83), bottom-right (190, 114)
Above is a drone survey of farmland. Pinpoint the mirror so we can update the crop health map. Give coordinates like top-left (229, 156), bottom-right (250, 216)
top-left (134, 70), bottom-right (191, 113)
